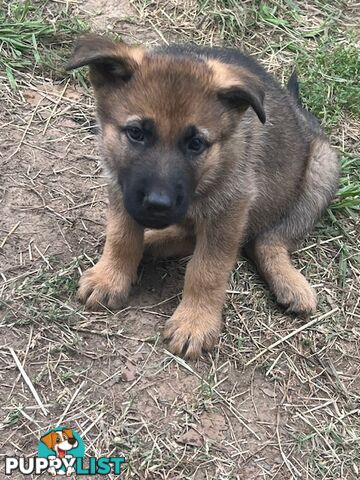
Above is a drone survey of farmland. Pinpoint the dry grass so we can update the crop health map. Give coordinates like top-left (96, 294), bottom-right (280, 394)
top-left (0, 1), bottom-right (359, 479)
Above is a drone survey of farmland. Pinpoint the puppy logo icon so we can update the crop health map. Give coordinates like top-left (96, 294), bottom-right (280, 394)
top-left (38, 427), bottom-right (85, 476)
top-left (5, 426), bottom-right (125, 476)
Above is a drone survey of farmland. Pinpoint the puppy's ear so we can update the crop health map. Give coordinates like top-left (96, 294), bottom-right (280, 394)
top-left (209, 59), bottom-right (266, 124)
top-left (66, 34), bottom-right (144, 88)
top-left (40, 431), bottom-right (56, 450)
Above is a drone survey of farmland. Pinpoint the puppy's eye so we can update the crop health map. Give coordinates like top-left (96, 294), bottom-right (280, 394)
top-left (56, 437), bottom-right (61, 443)
top-left (187, 136), bottom-right (206, 154)
top-left (126, 126), bottom-right (145, 143)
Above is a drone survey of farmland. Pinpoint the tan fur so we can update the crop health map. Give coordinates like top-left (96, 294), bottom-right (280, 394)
top-left (144, 225), bottom-right (195, 258)
top-left (78, 204), bottom-right (144, 310)
top-left (164, 204), bottom-right (249, 358)
top-left (208, 58), bottom-right (262, 93)
top-left (249, 240), bottom-right (317, 314)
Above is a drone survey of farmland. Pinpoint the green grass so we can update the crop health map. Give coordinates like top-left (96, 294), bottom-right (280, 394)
top-left (297, 43), bottom-right (360, 127)
top-left (1, 408), bottom-right (22, 429)
top-left (0, 0), bottom-right (88, 88)
top-left (1, 257), bottom-right (85, 326)
top-left (335, 155), bottom-right (360, 213)
top-left (197, 0), bottom-right (337, 45)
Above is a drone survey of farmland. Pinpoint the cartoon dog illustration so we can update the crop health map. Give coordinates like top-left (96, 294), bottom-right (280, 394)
top-left (40, 429), bottom-right (78, 476)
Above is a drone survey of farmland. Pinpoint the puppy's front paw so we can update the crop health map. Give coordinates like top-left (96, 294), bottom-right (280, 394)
top-left (77, 260), bottom-right (133, 311)
top-left (164, 306), bottom-right (221, 359)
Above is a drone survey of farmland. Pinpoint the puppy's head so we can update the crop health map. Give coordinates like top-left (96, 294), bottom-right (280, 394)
top-left (40, 429), bottom-right (78, 455)
top-left (67, 35), bottom-right (265, 228)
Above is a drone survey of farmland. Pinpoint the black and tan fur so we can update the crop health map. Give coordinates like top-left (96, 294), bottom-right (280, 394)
top-left (66, 35), bottom-right (339, 359)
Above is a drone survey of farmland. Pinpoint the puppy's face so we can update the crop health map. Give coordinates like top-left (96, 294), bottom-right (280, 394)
top-left (67, 36), bottom-right (265, 228)
top-left (40, 429), bottom-right (78, 456)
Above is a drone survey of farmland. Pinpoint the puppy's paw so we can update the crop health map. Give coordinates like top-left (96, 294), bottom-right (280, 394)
top-left (77, 261), bottom-right (133, 311)
top-left (164, 306), bottom-right (221, 359)
top-left (274, 276), bottom-right (317, 315)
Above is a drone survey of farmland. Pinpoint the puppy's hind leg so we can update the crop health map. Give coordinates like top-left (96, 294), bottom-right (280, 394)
top-left (144, 225), bottom-right (195, 258)
top-left (248, 238), bottom-right (317, 315)
top-left (249, 136), bottom-right (338, 315)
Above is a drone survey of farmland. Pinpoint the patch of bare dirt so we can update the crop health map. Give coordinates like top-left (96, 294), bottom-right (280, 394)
top-left (81, 0), bottom-right (135, 30)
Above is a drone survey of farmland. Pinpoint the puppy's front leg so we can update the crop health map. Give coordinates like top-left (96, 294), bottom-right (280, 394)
top-left (164, 206), bottom-right (248, 358)
top-left (78, 199), bottom-right (144, 310)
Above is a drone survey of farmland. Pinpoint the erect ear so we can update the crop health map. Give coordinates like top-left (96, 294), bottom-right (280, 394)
top-left (40, 431), bottom-right (56, 450)
top-left (208, 59), bottom-right (266, 124)
top-left (65, 34), bottom-right (144, 88)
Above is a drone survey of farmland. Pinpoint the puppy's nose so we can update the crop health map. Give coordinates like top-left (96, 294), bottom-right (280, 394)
top-left (68, 437), bottom-right (77, 445)
top-left (143, 191), bottom-right (172, 213)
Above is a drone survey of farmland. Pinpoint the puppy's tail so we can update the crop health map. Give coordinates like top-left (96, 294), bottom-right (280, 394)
top-left (287, 70), bottom-right (302, 106)
top-left (287, 69), bottom-right (321, 130)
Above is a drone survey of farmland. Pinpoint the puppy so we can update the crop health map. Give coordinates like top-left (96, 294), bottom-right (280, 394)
top-left (66, 35), bottom-right (339, 359)
top-left (40, 429), bottom-right (78, 476)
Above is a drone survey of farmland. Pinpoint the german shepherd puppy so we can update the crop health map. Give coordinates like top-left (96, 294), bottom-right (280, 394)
top-left (66, 35), bottom-right (339, 358)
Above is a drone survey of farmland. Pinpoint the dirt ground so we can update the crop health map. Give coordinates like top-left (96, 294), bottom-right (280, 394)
top-left (0, 1), bottom-right (359, 479)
